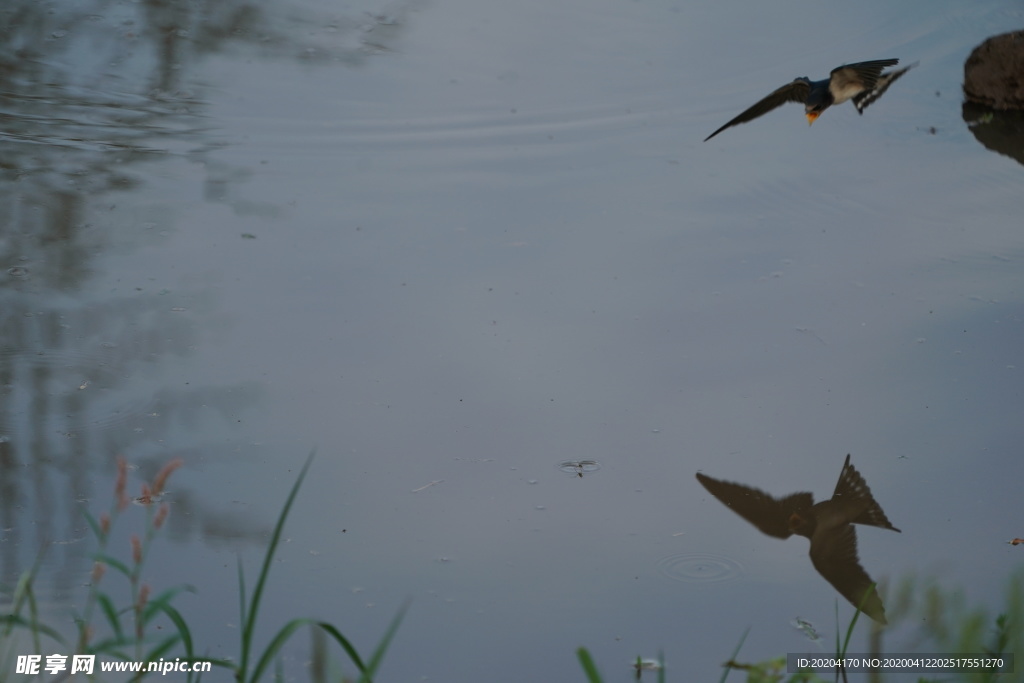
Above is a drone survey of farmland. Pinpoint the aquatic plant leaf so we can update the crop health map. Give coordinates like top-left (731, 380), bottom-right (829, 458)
top-left (576, 647), bottom-right (604, 683)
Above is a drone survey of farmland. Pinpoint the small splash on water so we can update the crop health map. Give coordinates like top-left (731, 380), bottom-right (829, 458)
top-left (656, 552), bottom-right (744, 583)
top-left (557, 460), bottom-right (600, 478)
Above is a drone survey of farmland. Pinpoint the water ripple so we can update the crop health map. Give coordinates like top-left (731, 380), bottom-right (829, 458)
top-left (656, 552), bottom-right (744, 584)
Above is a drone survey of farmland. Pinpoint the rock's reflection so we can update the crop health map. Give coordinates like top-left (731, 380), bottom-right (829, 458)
top-left (961, 30), bottom-right (1024, 165)
top-left (696, 454), bottom-right (901, 624)
top-left (962, 102), bottom-right (1024, 166)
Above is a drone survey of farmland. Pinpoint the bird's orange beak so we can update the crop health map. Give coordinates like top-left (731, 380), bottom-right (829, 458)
top-left (805, 111), bottom-right (820, 126)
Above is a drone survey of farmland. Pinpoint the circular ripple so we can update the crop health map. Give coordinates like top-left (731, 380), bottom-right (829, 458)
top-left (656, 552), bottom-right (744, 584)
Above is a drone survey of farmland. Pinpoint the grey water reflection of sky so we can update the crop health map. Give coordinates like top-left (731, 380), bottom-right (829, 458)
top-left (2, 0), bottom-right (1023, 680)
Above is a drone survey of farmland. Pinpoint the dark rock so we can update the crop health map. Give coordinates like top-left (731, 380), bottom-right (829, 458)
top-left (963, 30), bottom-right (1024, 110)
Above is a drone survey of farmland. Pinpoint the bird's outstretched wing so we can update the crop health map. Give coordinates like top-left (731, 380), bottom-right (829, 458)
top-left (808, 522), bottom-right (887, 623)
top-left (704, 79), bottom-right (811, 141)
top-left (696, 472), bottom-right (813, 539)
top-left (831, 454), bottom-right (901, 532)
top-left (826, 59), bottom-right (900, 107)
top-left (829, 59), bottom-right (898, 92)
top-left (851, 62), bottom-right (917, 114)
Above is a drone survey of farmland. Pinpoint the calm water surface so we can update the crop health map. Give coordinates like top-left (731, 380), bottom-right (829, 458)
top-left (2, 0), bottom-right (1022, 680)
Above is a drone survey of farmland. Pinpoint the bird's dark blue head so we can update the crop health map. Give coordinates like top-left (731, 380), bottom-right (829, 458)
top-left (803, 79), bottom-right (834, 125)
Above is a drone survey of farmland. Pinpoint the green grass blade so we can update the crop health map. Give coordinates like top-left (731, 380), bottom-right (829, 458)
top-left (154, 602), bottom-right (194, 661)
top-left (22, 573), bottom-right (42, 653)
top-left (841, 589), bottom-right (869, 656)
top-left (833, 601), bottom-right (840, 661)
top-left (249, 618), bottom-right (315, 682)
top-left (96, 592), bottom-right (125, 641)
top-left (82, 509), bottom-right (106, 542)
top-left (356, 599), bottom-right (409, 683)
top-left (250, 611), bottom-right (403, 683)
top-left (7, 571), bottom-right (33, 625)
top-left (142, 633), bottom-right (184, 666)
top-left (237, 555), bottom-right (247, 633)
top-left (94, 553), bottom-right (133, 579)
top-left (6, 566), bottom-right (56, 653)
top-left (576, 647), bottom-right (603, 683)
top-left (239, 449), bottom-right (316, 683)
top-left (141, 585), bottom-right (197, 624)
top-left (0, 614), bottom-right (66, 645)
top-left (718, 627), bottom-right (749, 683)
top-left (312, 622), bottom-right (367, 673)
top-left (156, 600), bottom-right (235, 683)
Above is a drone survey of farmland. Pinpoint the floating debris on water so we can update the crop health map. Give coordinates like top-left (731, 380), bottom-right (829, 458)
top-left (792, 617), bottom-right (821, 642)
top-left (632, 657), bottom-right (662, 673)
top-left (133, 491), bottom-right (167, 506)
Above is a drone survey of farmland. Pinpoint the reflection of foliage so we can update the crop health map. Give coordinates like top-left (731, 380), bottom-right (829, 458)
top-left (709, 580), bottom-right (1021, 683)
top-left (0, 0), bottom-right (413, 617)
top-left (0, 0), bottom-right (411, 94)
top-left (0, 0), bottom-right (417, 592)
top-left (718, 658), bottom-right (826, 683)
top-left (887, 573), bottom-right (1022, 683)
top-left (577, 645), bottom-right (828, 683)
top-left (190, 2), bottom-right (411, 64)
top-left (0, 0), bottom-right (412, 209)
top-left (575, 574), bottom-right (1022, 683)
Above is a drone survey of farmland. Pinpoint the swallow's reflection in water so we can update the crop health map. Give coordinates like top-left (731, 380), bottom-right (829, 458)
top-left (696, 454), bottom-right (900, 623)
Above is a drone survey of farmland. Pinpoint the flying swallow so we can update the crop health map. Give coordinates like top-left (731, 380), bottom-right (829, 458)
top-left (695, 454), bottom-right (900, 623)
top-left (704, 59), bottom-right (916, 141)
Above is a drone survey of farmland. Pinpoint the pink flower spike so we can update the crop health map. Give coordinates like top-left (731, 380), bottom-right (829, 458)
top-left (153, 503), bottom-right (169, 530)
top-left (151, 458), bottom-right (183, 496)
top-left (115, 457), bottom-right (129, 510)
top-left (131, 534), bottom-right (142, 565)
